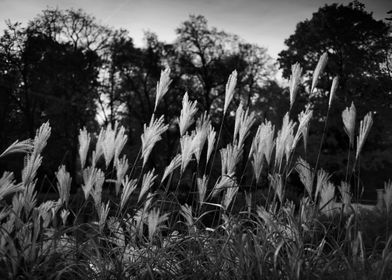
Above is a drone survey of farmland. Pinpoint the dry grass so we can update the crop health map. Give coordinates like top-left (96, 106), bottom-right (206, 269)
top-left (0, 54), bottom-right (391, 280)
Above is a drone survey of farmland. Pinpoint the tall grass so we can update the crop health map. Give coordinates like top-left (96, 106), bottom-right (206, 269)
top-left (0, 55), bottom-right (391, 280)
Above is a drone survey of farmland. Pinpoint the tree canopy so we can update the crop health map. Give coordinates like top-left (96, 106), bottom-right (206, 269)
top-left (278, 1), bottom-right (392, 181)
top-left (278, 1), bottom-right (391, 112)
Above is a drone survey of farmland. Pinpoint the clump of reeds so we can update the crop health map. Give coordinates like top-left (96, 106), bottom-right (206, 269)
top-left (0, 53), bottom-right (391, 280)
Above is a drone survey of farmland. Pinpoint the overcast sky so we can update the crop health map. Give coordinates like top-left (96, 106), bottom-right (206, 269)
top-left (0, 0), bottom-right (390, 59)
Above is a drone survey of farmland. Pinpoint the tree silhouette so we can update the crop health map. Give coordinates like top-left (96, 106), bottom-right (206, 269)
top-left (175, 15), bottom-right (277, 123)
top-left (278, 1), bottom-right (392, 186)
top-left (0, 9), bottom-right (106, 185)
top-left (278, 1), bottom-right (391, 113)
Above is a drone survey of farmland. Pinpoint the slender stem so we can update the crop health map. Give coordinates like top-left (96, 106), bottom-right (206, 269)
top-left (356, 156), bottom-right (361, 203)
top-left (201, 112), bottom-right (226, 228)
top-left (207, 112), bottom-right (226, 178)
top-left (129, 149), bottom-right (141, 179)
top-left (314, 108), bottom-right (330, 174)
top-left (345, 146), bottom-right (351, 183)
top-left (386, 210), bottom-right (389, 243)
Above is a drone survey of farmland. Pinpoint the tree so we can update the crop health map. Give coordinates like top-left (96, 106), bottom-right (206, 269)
top-left (175, 15), bottom-right (231, 113)
top-left (278, 1), bottom-right (392, 185)
top-left (175, 15), bottom-right (276, 121)
top-left (278, 1), bottom-right (391, 113)
top-left (112, 32), bottom-right (173, 129)
top-left (96, 29), bottom-right (136, 127)
top-left (0, 9), bottom-right (106, 184)
top-left (28, 8), bottom-right (112, 52)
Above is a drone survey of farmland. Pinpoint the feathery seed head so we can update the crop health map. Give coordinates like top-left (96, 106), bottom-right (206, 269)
top-left (138, 169), bottom-right (156, 202)
top-left (270, 174), bottom-right (284, 204)
top-left (180, 132), bottom-right (197, 173)
top-left (250, 121), bottom-right (275, 164)
top-left (100, 122), bottom-right (128, 168)
top-left (212, 173), bottom-right (236, 198)
top-left (141, 115), bottom-right (169, 167)
top-left (32, 122), bottom-right (51, 156)
top-left (206, 124), bottom-right (216, 165)
top-left (143, 192), bottom-right (154, 213)
top-left (197, 175), bottom-right (208, 205)
top-left (94, 129), bottom-right (105, 166)
top-left (220, 143), bottom-right (243, 176)
top-left (342, 102), bottom-right (356, 148)
top-left (21, 123), bottom-right (50, 186)
top-left (234, 103), bottom-right (255, 148)
top-left (250, 121), bottom-right (275, 182)
top-left (154, 67), bottom-right (172, 111)
top-left (356, 112), bottom-right (373, 160)
top-left (289, 62), bottom-right (302, 109)
top-left (275, 113), bottom-right (296, 171)
top-left (319, 182), bottom-right (335, 216)
top-left (120, 176), bottom-right (137, 211)
top-left (180, 204), bottom-right (194, 228)
top-left (193, 113), bottom-right (210, 164)
top-left (22, 181), bottom-right (37, 215)
top-left (101, 123), bottom-right (116, 167)
top-left (245, 191), bottom-right (252, 213)
top-left (234, 103), bottom-right (244, 143)
top-left (293, 108), bottom-right (313, 151)
top-left (251, 152), bottom-right (264, 184)
top-left (224, 70), bottom-right (237, 115)
top-left (222, 184), bottom-right (239, 211)
top-left (384, 180), bottom-right (392, 213)
top-left (22, 154), bottom-right (42, 186)
top-left (115, 156), bottom-right (129, 195)
top-left (295, 158), bottom-right (314, 198)
top-left (179, 92), bottom-right (198, 136)
top-left (328, 76), bottom-right (339, 108)
top-left (38, 200), bottom-right (58, 228)
top-left (60, 209), bottom-right (70, 226)
top-left (114, 126), bottom-right (128, 161)
top-left (0, 172), bottom-right (23, 201)
top-left (311, 52), bottom-right (328, 93)
top-left (147, 208), bottom-right (169, 242)
top-left (99, 202), bottom-right (110, 231)
top-left (162, 154), bottom-right (181, 183)
top-left (315, 169), bottom-right (331, 200)
top-left (82, 167), bottom-right (104, 201)
top-left (0, 139), bottom-right (33, 159)
top-left (78, 127), bottom-right (90, 169)
top-left (299, 197), bottom-right (314, 225)
top-left (91, 169), bottom-right (105, 211)
top-left (338, 181), bottom-right (351, 207)
top-left (257, 205), bottom-right (273, 227)
top-left (12, 192), bottom-right (24, 220)
top-left (284, 133), bottom-right (294, 164)
top-left (55, 165), bottom-right (71, 206)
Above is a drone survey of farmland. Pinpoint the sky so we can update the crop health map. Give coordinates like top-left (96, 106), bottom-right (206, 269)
top-left (0, 0), bottom-right (390, 59)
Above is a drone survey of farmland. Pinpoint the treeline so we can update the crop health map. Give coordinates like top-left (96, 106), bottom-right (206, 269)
top-left (0, 2), bottom-right (391, 193)
top-left (0, 9), bottom-right (282, 187)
